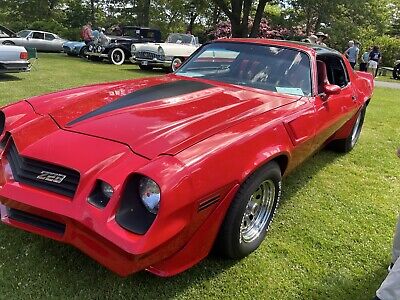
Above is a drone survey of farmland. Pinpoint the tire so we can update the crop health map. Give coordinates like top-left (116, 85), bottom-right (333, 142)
top-left (2, 41), bottom-right (15, 45)
top-left (79, 46), bottom-right (89, 58)
top-left (170, 57), bottom-right (184, 72)
top-left (108, 48), bottom-right (125, 65)
top-left (330, 105), bottom-right (366, 153)
top-left (215, 161), bottom-right (282, 259)
top-left (139, 65), bottom-right (153, 71)
top-left (393, 63), bottom-right (400, 80)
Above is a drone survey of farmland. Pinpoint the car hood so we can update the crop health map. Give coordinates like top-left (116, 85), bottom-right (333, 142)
top-left (27, 75), bottom-right (300, 159)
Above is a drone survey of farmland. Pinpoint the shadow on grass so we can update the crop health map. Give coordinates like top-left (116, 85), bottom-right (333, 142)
top-left (0, 74), bottom-right (22, 82)
top-left (0, 149), bottom-right (357, 298)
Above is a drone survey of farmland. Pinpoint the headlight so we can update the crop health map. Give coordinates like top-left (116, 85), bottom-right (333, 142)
top-left (131, 45), bottom-right (136, 53)
top-left (139, 177), bottom-right (160, 214)
top-left (96, 45), bottom-right (103, 53)
top-left (88, 44), bottom-right (93, 51)
top-left (158, 46), bottom-right (164, 57)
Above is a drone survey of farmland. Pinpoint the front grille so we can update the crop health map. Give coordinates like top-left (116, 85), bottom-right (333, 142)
top-left (136, 51), bottom-right (164, 61)
top-left (7, 207), bottom-right (66, 235)
top-left (6, 140), bottom-right (80, 198)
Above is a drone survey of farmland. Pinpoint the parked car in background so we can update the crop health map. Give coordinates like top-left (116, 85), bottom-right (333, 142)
top-left (86, 26), bottom-right (161, 65)
top-left (393, 60), bottom-right (400, 79)
top-left (0, 44), bottom-right (30, 73)
top-left (0, 30), bottom-right (66, 52)
top-left (0, 39), bottom-right (373, 277)
top-left (62, 41), bottom-right (87, 57)
top-left (131, 33), bottom-right (201, 72)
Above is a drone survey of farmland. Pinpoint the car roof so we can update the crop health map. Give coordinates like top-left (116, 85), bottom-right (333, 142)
top-left (24, 30), bottom-right (56, 35)
top-left (212, 38), bottom-right (342, 57)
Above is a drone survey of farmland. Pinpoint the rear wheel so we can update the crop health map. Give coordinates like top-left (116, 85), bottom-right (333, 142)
top-left (330, 105), bottom-right (366, 152)
top-left (393, 63), bottom-right (400, 80)
top-left (108, 48), bottom-right (125, 65)
top-left (215, 161), bottom-right (281, 259)
top-left (79, 46), bottom-right (89, 58)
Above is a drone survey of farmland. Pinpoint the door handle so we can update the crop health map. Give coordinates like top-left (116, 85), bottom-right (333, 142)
top-left (352, 95), bottom-right (357, 102)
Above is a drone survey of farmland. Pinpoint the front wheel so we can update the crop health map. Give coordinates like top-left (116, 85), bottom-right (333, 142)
top-left (108, 48), bottom-right (125, 65)
top-left (393, 63), bottom-right (400, 80)
top-left (2, 41), bottom-right (15, 45)
top-left (215, 161), bottom-right (282, 259)
top-left (170, 57), bottom-right (184, 72)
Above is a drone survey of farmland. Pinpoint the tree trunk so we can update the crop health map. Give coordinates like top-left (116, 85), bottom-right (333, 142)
top-left (142, 0), bottom-right (150, 27)
top-left (249, 0), bottom-right (269, 37)
top-left (90, 0), bottom-right (95, 24)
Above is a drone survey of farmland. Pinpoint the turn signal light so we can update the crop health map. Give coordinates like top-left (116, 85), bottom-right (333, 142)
top-left (20, 52), bottom-right (28, 60)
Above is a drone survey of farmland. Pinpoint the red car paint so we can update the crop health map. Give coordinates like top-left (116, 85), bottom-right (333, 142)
top-left (0, 39), bottom-right (373, 277)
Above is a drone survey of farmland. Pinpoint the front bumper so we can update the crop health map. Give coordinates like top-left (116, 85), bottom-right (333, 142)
top-left (0, 125), bottom-right (195, 276)
top-left (0, 61), bottom-right (30, 73)
top-left (130, 57), bottom-right (171, 68)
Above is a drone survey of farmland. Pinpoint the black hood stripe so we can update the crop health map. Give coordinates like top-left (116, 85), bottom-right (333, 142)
top-left (67, 80), bottom-right (213, 126)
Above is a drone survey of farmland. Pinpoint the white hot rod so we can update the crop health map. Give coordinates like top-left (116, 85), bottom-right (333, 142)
top-left (130, 33), bottom-right (200, 72)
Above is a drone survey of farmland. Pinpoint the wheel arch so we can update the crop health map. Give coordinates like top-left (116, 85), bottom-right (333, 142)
top-left (240, 149), bottom-right (291, 183)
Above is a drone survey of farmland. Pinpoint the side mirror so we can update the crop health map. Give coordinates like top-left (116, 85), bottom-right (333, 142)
top-left (323, 84), bottom-right (341, 96)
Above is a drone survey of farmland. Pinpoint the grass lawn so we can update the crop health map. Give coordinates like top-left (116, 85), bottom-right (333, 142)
top-left (375, 74), bottom-right (399, 83)
top-left (0, 53), bottom-right (399, 299)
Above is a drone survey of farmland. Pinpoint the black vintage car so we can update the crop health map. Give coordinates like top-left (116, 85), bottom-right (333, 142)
top-left (86, 26), bottom-right (161, 65)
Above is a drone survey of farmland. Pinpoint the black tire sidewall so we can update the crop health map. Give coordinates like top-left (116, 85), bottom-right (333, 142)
top-left (221, 162), bottom-right (282, 258)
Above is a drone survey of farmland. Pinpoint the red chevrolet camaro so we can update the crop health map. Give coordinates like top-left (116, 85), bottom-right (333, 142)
top-left (0, 39), bottom-right (373, 276)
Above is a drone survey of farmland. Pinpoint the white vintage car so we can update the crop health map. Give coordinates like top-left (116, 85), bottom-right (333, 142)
top-left (130, 33), bottom-right (200, 71)
top-left (0, 44), bottom-right (30, 73)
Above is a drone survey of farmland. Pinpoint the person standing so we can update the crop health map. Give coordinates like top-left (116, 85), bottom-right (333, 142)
top-left (81, 22), bottom-right (94, 45)
top-left (368, 46), bottom-right (382, 78)
top-left (373, 148), bottom-right (400, 300)
top-left (345, 40), bottom-right (360, 69)
top-left (360, 48), bottom-right (371, 72)
top-left (315, 32), bottom-right (328, 47)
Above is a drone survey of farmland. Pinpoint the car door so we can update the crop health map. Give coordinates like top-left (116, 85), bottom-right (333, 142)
top-left (312, 55), bottom-right (358, 150)
top-left (44, 33), bottom-right (59, 51)
top-left (29, 31), bottom-right (45, 51)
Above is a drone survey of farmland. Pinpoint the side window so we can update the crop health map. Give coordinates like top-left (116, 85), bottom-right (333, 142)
top-left (325, 57), bottom-right (349, 88)
top-left (32, 32), bottom-right (44, 39)
top-left (45, 34), bottom-right (55, 41)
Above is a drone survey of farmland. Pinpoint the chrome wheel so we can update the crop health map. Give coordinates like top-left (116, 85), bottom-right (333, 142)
top-left (240, 179), bottom-right (276, 243)
top-left (171, 57), bottom-right (183, 72)
top-left (350, 111), bottom-right (362, 147)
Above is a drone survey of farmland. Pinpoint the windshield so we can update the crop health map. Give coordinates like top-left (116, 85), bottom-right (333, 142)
top-left (17, 30), bottom-right (30, 38)
top-left (167, 33), bottom-right (193, 44)
top-left (176, 42), bottom-right (312, 96)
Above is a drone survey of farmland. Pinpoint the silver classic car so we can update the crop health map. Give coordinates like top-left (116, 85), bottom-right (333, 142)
top-left (0, 29), bottom-right (66, 52)
top-left (130, 33), bottom-right (200, 71)
top-left (0, 45), bottom-right (30, 73)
